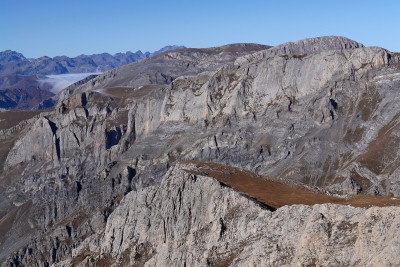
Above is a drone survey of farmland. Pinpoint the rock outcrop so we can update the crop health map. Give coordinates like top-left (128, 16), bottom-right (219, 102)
top-left (55, 164), bottom-right (400, 267)
top-left (1, 36), bottom-right (400, 266)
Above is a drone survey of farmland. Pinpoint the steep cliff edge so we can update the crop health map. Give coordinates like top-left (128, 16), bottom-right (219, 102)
top-left (1, 37), bottom-right (400, 266)
top-left (132, 43), bottom-right (400, 196)
top-left (57, 164), bottom-right (400, 266)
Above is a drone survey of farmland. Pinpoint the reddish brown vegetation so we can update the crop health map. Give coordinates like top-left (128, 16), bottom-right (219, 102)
top-left (184, 161), bottom-right (400, 209)
top-left (0, 110), bottom-right (41, 130)
top-left (358, 113), bottom-right (400, 175)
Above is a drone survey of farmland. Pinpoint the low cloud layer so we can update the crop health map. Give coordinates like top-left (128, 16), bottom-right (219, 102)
top-left (39, 73), bottom-right (99, 94)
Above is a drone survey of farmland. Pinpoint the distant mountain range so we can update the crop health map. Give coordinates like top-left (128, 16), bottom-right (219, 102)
top-left (0, 45), bottom-right (185, 109)
top-left (0, 45), bottom-right (185, 76)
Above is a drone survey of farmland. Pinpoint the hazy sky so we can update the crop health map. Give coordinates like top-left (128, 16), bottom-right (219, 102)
top-left (1, 0), bottom-right (399, 58)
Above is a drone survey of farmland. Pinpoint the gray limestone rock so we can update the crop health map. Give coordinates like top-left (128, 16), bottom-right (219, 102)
top-left (57, 164), bottom-right (400, 267)
top-left (1, 37), bottom-right (400, 266)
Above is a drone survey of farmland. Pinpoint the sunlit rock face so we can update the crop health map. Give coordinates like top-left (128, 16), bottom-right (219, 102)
top-left (2, 37), bottom-right (400, 267)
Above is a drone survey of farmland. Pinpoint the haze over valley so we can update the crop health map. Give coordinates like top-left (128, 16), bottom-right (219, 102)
top-left (0, 46), bottom-right (184, 109)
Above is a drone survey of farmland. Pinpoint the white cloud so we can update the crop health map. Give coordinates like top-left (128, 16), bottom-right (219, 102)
top-left (39, 73), bottom-right (99, 94)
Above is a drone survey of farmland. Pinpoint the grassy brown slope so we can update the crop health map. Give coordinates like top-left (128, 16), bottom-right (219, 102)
top-left (358, 113), bottom-right (400, 175)
top-left (184, 161), bottom-right (400, 209)
top-left (153, 43), bottom-right (271, 58)
top-left (0, 109), bottom-right (41, 130)
top-left (102, 85), bottom-right (161, 106)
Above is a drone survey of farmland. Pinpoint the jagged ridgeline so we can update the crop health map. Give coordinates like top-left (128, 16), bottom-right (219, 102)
top-left (1, 37), bottom-right (400, 266)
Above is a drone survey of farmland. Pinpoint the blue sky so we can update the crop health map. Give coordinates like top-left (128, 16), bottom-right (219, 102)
top-left (1, 0), bottom-right (399, 58)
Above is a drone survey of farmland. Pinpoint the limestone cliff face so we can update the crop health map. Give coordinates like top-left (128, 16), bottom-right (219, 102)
top-left (1, 37), bottom-right (400, 266)
top-left (138, 46), bottom-right (389, 127)
top-left (132, 44), bottom-right (400, 196)
top-left (56, 164), bottom-right (400, 267)
top-left (234, 36), bottom-right (364, 65)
